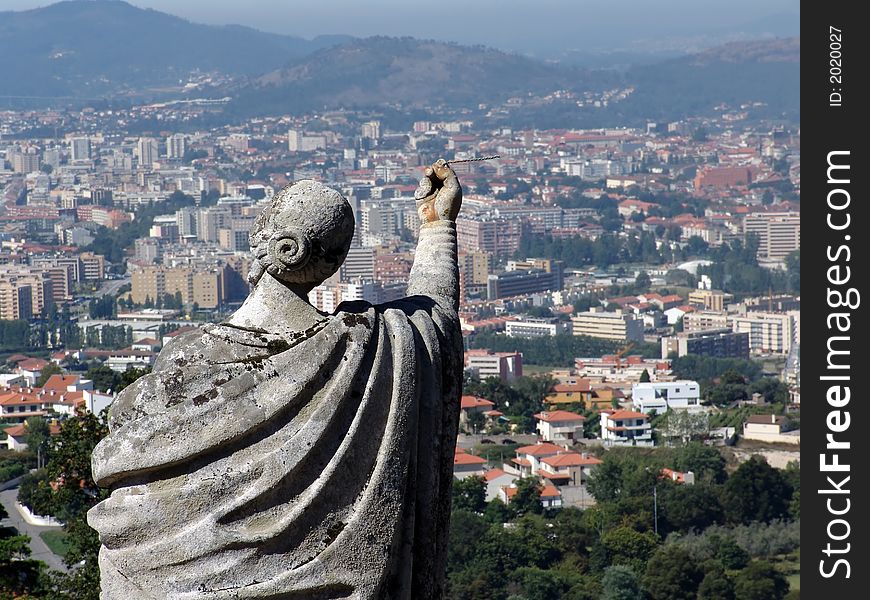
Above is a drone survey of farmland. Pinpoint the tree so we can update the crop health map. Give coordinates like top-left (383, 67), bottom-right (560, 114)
top-left (639, 369), bottom-right (651, 383)
top-left (511, 477), bottom-right (544, 517)
top-left (698, 561), bottom-right (735, 600)
top-left (453, 475), bottom-right (487, 513)
top-left (722, 456), bottom-right (792, 524)
top-left (0, 502), bottom-right (50, 596)
top-left (24, 416), bottom-right (51, 469)
top-left (35, 362), bottom-right (63, 387)
top-left (641, 545), bottom-right (703, 600)
top-left (42, 408), bottom-right (110, 600)
top-left (600, 565), bottom-right (642, 600)
top-left (660, 484), bottom-right (724, 533)
top-left (600, 526), bottom-right (659, 573)
top-left (634, 271), bottom-right (651, 290)
top-left (733, 561), bottom-right (789, 600)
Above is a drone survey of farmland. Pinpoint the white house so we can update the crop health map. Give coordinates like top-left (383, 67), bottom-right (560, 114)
top-left (632, 381), bottom-right (702, 413)
top-left (600, 409), bottom-right (654, 446)
top-left (499, 483), bottom-right (563, 510)
top-left (534, 410), bottom-right (586, 443)
top-left (537, 452), bottom-right (603, 486)
top-left (742, 414), bottom-right (800, 445)
top-left (483, 468), bottom-right (517, 501)
top-left (508, 442), bottom-right (567, 477)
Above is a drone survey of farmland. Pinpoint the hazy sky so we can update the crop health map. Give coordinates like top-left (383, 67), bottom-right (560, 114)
top-left (3, 0), bottom-right (800, 56)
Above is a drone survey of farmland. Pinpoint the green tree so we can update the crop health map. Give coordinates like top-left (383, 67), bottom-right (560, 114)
top-left (0, 502), bottom-right (50, 596)
top-left (722, 456), bottom-right (792, 524)
top-left (641, 545), bottom-right (703, 600)
top-left (453, 475), bottom-right (487, 513)
top-left (24, 416), bottom-right (51, 469)
top-left (511, 477), bottom-right (544, 517)
top-left (635, 271), bottom-right (651, 290)
top-left (698, 561), bottom-right (735, 600)
top-left (600, 526), bottom-right (659, 573)
top-left (733, 561), bottom-right (789, 600)
top-left (639, 369), bottom-right (651, 383)
top-left (600, 565), bottom-right (643, 600)
top-left (42, 408), bottom-right (110, 600)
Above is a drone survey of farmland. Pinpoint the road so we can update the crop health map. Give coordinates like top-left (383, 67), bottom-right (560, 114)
top-left (0, 487), bottom-right (68, 572)
top-left (94, 276), bottom-right (131, 298)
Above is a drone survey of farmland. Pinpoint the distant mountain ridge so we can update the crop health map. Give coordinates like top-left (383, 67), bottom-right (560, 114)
top-left (229, 36), bottom-right (601, 114)
top-left (0, 1), bottom-right (799, 125)
top-left (0, 0), bottom-right (351, 97)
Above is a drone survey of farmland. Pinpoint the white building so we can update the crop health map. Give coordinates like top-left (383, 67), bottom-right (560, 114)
top-left (731, 312), bottom-right (795, 354)
top-left (632, 381), bottom-right (702, 413)
top-left (600, 409), bottom-right (653, 446)
top-left (571, 310), bottom-right (644, 342)
top-left (506, 318), bottom-right (568, 338)
top-left (534, 410), bottom-right (586, 443)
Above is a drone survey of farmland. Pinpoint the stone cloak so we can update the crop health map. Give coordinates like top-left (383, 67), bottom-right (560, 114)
top-left (88, 288), bottom-right (462, 599)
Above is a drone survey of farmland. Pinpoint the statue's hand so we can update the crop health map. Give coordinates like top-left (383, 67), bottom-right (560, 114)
top-left (415, 158), bottom-right (462, 224)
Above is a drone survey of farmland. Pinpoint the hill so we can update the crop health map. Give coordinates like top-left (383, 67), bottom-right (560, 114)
top-left (226, 36), bottom-right (598, 115)
top-left (0, 0), bottom-right (350, 99)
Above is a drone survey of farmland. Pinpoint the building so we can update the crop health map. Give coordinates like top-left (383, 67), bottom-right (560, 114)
top-left (464, 349), bottom-right (523, 381)
top-left (456, 217), bottom-right (522, 258)
top-left (661, 329), bottom-right (750, 359)
top-left (599, 409), bottom-right (653, 446)
top-left (742, 414), bottom-right (800, 445)
top-left (453, 448), bottom-right (487, 479)
top-left (731, 312), bottom-right (795, 354)
top-left (130, 265), bottom-right (233, 309)
top-left (505, 318), bottom-right (568, 337)
top-left (459, 395), bottom-right (495, 430)
top-left (545, 381), bottom-right (593, 408)
top-left (70, 137), bottom-right (92, 162)
top-left (136, 137), bottom-right (159, 168)
top-left (682, 310), bottom-right (730, 333)
top-left (571, 310), bottom-right (644, 342)
top-left (499, 483), bottom-right (563, 509)
top-left (509, 442), bottom-right (567, 477)
top-left (534, 410), bottom-right (586, 443)
top-left (687, 290), bottom-right (729, 312)
top-left (166, 134), bottom-right (188, 159)
top-left (487, 269), bottom-right (563, 300)
top-left (631, 381), bottom-right (702, 413)
top-left (537, 452), bottom-right (602, 487)
top-left (744, 212), bottom-right (800, 261)
top-left (694, 166), bottom-right (753, 190)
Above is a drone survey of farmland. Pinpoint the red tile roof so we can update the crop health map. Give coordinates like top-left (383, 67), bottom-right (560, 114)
top-left (454, 453), bottom-right (487, 466)
top-left (534, 410), bottom-right (586, 423)
top-left (461, 395), bottom-right (495, 410)
top-left (541, 453), bottom-right (602, 467)
top-left (515, 442), bottom-right (565, 456)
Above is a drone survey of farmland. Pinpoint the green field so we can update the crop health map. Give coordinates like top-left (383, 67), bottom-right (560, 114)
top-left (40, 530), bottom-right (70, 557)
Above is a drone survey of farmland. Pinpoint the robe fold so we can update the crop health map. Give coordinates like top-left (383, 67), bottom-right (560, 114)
top-left (88, 221), bottom-right (462, 600)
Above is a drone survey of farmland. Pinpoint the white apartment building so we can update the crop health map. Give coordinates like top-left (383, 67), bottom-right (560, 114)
top-left (600, 409), bottom-right (653, 446)
top-left (571, 310), bottom-right (644, 342)
top-left (534, 410), bottom-right (586, 443)
top-left (632, 381), bottom-right (702, 413)
top-left (731, 312), bottom-right (795, 354)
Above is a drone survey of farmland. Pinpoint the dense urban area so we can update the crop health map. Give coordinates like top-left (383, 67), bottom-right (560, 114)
top-left (0, 11), bottom-right (799, 600)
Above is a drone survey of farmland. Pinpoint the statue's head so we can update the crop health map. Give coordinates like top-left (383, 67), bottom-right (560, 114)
top-left (248, 180), bottom-right (355, 287)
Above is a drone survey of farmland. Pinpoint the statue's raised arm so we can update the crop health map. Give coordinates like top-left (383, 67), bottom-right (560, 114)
top-left (88, 167), bottom-right (464, 600)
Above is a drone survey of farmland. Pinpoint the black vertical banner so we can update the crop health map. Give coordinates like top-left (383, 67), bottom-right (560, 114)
top-left (803, 3), bottom-right (868, 597)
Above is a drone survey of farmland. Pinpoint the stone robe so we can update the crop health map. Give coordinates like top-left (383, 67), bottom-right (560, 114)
top-left (88, 221), bottom-right (462, 600)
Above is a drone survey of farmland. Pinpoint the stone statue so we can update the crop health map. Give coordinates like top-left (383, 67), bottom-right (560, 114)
top-left (88, 160), bottom-right (464, 599)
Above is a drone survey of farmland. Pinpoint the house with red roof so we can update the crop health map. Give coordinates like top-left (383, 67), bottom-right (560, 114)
top-left (2, 421), bottom-right (61, 452)
top-left (660, 468), bottom-right (695, 485)
top-left (459, 395), bottom-right (496, 431)
top-left (499, 483), bottom-right (563, 509)
top-left (534, 410), bottom-right (586, 443)
top-left (545, 381), bottom-right (592, 408)
top-left (483, 468), bottom-right (517, 501)
top-left (453, 447), bottom-right (488, 479)
top-left (600, 409), bottom-right (653, 446)
top-left (508, 442), bottom-right (568, 477)
top-left (15, 358), bottom-right (50, 386)
top-left (538, 452), bottom-right (603, 486)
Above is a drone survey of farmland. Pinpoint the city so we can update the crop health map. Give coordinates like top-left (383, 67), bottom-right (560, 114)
top-left (0, 2), bottom-right (800, 599)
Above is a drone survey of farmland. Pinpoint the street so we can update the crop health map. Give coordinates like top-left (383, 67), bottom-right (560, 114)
top-left (0, 487), bottom-right (68, 572)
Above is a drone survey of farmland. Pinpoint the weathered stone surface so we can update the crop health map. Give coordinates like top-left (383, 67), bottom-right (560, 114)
top-left (88, 166), bottom-right (463, 599)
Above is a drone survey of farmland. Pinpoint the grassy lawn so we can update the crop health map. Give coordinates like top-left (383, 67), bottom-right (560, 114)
top-left (40, 530), bottom-right (70, 557)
